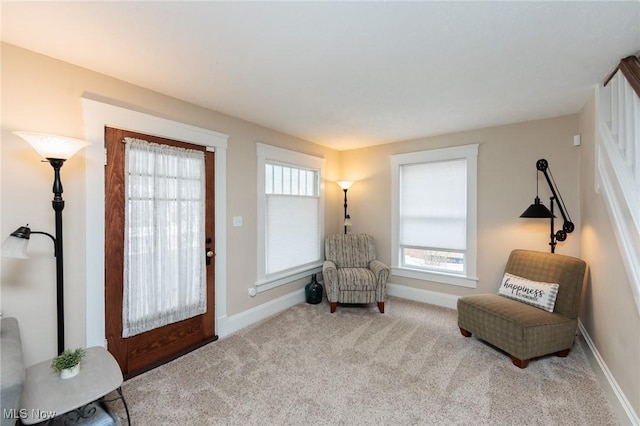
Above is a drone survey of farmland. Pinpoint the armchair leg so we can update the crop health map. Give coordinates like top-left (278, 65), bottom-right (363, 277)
top-left (377, 302), bottom-right (385, 313)
top-left (510, 355), bottom-right (530, 369)
top-left (556, 348), bottom-right (571, 357)
top-left (459, 327), bottom-right (472, 337)
top-left (330, 302), bottom-right (337, 313)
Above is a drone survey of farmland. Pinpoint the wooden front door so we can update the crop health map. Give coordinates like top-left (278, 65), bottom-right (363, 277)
top-left (104, 127), bottom-right (216, 378)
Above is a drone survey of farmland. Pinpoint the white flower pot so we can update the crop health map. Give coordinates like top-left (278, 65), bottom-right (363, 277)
top-left (59, 364), bottom-right (80, 379)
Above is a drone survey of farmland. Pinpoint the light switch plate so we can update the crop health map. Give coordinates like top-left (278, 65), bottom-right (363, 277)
top-left (232, 216), bottom-right (243, 227)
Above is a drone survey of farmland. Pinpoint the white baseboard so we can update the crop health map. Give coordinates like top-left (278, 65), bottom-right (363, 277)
top-left (217, 288), bottom-right (305, 339)
top-left (578, 321), bottom-right (639, 425)
top-left (387, 282), bottom-right (460, 309)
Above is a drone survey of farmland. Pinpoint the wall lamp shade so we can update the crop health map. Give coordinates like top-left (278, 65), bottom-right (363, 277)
top-left (520, 196), bottom-right (555, 219)
top-left (1, 227), bottom-right (31, 259)
top-left (14, 131), bottom-right (91, 160)
top-left (336, 180), bottom-right (353, 190)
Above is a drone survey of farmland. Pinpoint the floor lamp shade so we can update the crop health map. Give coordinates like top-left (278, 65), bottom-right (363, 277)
top-left (13, 131), bottom-right (91, 160)
top-left (336, 180), bottom-right (353, 191)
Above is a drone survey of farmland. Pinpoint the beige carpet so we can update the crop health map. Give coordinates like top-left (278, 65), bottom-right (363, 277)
top-left (107, 297), bottom-right (617, 425)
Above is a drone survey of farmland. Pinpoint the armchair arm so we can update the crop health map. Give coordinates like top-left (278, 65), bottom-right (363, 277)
top-left (322, 260), bottom-right (339, 302)
top-left (369, 260), bottom-right (390, 302)
top-left (369, 260), bottom-right (390, 281)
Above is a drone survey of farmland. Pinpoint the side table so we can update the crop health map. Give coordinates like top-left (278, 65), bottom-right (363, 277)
top-left (20, 347), bottom-right (130, 425)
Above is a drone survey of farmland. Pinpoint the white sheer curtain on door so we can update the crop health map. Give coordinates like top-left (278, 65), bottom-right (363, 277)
top-left (122, 137), bottom-right (206, 338)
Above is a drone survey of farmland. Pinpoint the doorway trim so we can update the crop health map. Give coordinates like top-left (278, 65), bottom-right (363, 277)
top-left (81, 96), bottom-right (228, 348)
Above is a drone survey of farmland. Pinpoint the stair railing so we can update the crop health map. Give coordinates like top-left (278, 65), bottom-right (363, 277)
top-left (597, 55), bottom-right (640, 315)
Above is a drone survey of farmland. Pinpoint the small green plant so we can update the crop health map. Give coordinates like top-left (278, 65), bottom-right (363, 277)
top-left (51, 348), bottom-right (86, 372)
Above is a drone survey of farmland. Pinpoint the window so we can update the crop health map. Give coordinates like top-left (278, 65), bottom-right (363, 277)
top-left (256, 143), bottom-right (325, 291)
top-left (123, 137), bottom-right (207, 337)
top-left (391, 144), bottom-right (478, 288)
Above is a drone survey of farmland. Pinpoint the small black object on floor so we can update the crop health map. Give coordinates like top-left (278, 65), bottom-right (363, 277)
top-left (305, 274), bottom-right (323, 304)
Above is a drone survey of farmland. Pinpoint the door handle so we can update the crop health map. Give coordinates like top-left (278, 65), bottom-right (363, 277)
top-left (206, 249), bottom-right (214, 265)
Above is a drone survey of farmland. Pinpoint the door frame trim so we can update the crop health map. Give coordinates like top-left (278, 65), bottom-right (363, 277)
top-left (81, 96), bottom-right (229, 348)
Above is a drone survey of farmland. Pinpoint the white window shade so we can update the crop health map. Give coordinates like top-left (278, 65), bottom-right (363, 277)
top-left (266, 195), bottom-right (320, 274)
top-left (400, 159), bottom-right (467, 250)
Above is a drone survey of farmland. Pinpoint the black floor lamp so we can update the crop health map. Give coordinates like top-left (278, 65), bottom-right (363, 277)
top-left (2, 132), bottom-right (90, 355)
top-left (336, 181), bottom-right (353, 234)
top-left (520, 159), bottom-right (574, 253)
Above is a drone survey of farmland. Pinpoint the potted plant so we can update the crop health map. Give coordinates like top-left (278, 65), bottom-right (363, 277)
top-left (51, 348), bottom-right (86, 379)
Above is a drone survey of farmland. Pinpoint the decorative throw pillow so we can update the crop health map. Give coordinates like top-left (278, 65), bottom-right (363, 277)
top-left (497, 272), bottom-right (559, 312)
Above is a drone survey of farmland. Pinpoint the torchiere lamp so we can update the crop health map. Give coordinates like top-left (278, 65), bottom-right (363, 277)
top-left (2, 132), bottom-right (91, 355)
top-left (520, 159), bottom-right (574, 253)
top-left (336, 181), bottom-right (353, 234)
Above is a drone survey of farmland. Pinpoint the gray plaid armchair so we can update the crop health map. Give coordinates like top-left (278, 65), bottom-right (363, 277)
top-left (322, 234), bottom-right (390, 313)
top-left (457, 249), bottom-right (587, 368)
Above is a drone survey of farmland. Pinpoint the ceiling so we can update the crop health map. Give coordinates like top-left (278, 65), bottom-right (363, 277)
top-left (2, 1), bottom-right (639, 151)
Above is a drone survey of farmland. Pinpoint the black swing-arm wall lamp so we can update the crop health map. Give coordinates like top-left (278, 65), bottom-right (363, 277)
top-left (520, 159), bottom-right (574, 253)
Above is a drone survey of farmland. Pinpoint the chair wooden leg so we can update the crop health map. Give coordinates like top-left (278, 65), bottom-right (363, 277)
top-left (556, 348), bottom-right (571, 357)
top-left (377, 302), bottom-right (385, 313)
top-left (459, 327), bottom-right (472, 337)
top-left (330, 302), bottom-right (337, 313)
top-left (510, 355), bottom-right (530, 369)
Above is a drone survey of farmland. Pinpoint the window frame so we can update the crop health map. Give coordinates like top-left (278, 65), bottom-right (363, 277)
top-left (391, 144), bottom-right (479, 288)
top-left (256, 143), bottom-right (325, 292)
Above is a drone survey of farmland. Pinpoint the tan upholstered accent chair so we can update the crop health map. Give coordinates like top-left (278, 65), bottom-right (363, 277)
top-left (457, 249), bottom-right (587, 368)
top-left (322, 234), bottom-right (390, 313)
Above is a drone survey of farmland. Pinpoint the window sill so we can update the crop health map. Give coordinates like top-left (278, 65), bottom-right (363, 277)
top-left (255, 264), bottom-right (322, 293)
top-left (391, 267), bottom-right (478, 288)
